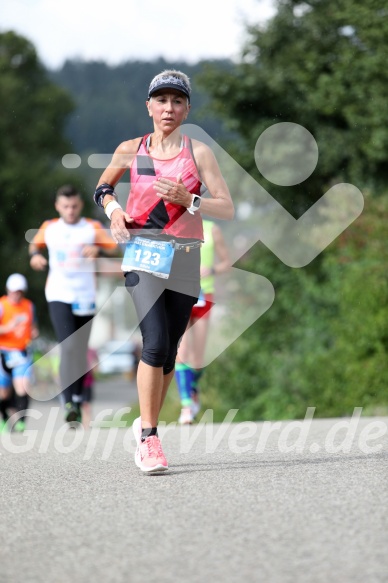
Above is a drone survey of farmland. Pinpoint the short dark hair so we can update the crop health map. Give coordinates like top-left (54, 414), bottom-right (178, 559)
top-left (56, 184), bottom-right (81, 200)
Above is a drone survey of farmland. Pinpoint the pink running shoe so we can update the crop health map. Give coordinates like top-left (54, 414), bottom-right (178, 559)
top-left (132, 416), bottom-right (142, 468)
top-left (138, 435), bottom-right (168, 473)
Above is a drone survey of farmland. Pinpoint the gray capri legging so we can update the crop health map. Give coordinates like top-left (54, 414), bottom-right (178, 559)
top-left (124, 244), bottom-right (200, 374)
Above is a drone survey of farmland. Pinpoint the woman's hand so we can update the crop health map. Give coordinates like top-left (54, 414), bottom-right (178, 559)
top-left (110, 209), bottom-right (133, 244)
top-left (153, 174), bottom-right (192, 208)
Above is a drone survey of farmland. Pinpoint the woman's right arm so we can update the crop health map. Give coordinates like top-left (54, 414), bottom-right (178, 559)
top-left (95, 139), bottom-right (139, 243)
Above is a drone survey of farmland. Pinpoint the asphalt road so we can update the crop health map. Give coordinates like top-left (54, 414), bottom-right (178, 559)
top-left (1, 378), bottom-right (387, 583)
top-left (23, 374), bottom-right (138, 432)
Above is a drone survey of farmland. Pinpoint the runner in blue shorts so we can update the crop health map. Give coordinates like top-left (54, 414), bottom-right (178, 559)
top-left (0, 274), bottom-right (39, 432)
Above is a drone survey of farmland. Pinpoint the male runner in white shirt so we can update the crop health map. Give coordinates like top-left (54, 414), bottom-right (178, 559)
top-left (29, 184), bottom-right (117, 423)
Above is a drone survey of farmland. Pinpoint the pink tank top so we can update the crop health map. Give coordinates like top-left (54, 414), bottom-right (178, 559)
top-left (126, 134), bottom-right (203, 240)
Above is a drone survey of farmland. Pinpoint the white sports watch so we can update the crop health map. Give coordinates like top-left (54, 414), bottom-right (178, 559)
top-left (187, 194), bottom-right (201, 215)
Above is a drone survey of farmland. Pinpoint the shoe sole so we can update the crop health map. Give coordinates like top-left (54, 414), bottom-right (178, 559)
top-left (139, 463), bottom-right (169, 474)
top-left (135, 447), bottom-right (141, 468)
top-left (132, 417), bottom-right (142, 466)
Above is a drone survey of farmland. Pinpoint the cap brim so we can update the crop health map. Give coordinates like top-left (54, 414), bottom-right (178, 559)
top-left (148, 83), bottom-right (190, 101)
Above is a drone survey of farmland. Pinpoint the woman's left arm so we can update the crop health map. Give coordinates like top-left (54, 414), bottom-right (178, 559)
top-left (194, 141), bottom-right (234, 220)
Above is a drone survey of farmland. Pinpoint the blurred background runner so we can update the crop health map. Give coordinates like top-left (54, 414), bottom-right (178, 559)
top-left (0, 273), bottom-right (39, 432)
top-left (175, 219), bottom-right (231, 424)
top-left (29, 184), bottom-right (117, 424)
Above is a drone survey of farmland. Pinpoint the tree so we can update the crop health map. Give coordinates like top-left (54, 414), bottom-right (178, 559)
top-left (201, 194), bottom-right (388, 421)
top-left (0, 31), bottom-right (77, 326)
top-left (50, 58), bottom-right (233, 155)
top-left (198, 0), bottom-right (388, 213)
top-left (195, 0), bottom-right (388, 420)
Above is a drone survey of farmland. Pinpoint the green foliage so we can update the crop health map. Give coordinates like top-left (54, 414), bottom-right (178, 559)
top-left (0, 31), bottom-right (79, 328)
top-left (50, 58), bottom-right (234, 155)
top-left (197, 0), bottom-right (388, 213)
top-left (203, 195), bottom-right (388, 420)
top-left (315, 195), bottom-right (388, 414)
top-left (191, 0), bottom-right (388, 420)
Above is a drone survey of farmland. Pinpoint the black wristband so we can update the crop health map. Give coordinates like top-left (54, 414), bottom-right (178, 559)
top-left (93, 183), bottom-right (117, 208)
top-left (29, 251), bottom-right (42, 258)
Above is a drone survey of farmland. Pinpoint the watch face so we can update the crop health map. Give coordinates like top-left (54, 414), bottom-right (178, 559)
top-left (193, 196), bottom-right (201, 208)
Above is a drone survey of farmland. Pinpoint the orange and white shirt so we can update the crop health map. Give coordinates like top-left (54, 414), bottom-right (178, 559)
top-left (0, 296), bottom-right (35, 351)
top-left (32, 218), bottom-right (116, 305)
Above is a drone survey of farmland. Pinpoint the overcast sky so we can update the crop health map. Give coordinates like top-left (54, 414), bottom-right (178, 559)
top-left (1, 0), bottom-right (276, 69)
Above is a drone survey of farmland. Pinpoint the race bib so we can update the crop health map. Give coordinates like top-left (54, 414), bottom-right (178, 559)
top-left (121, 237), bottom-right (175, 279)
top-left (71, 301), bottom-right (96, 316)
